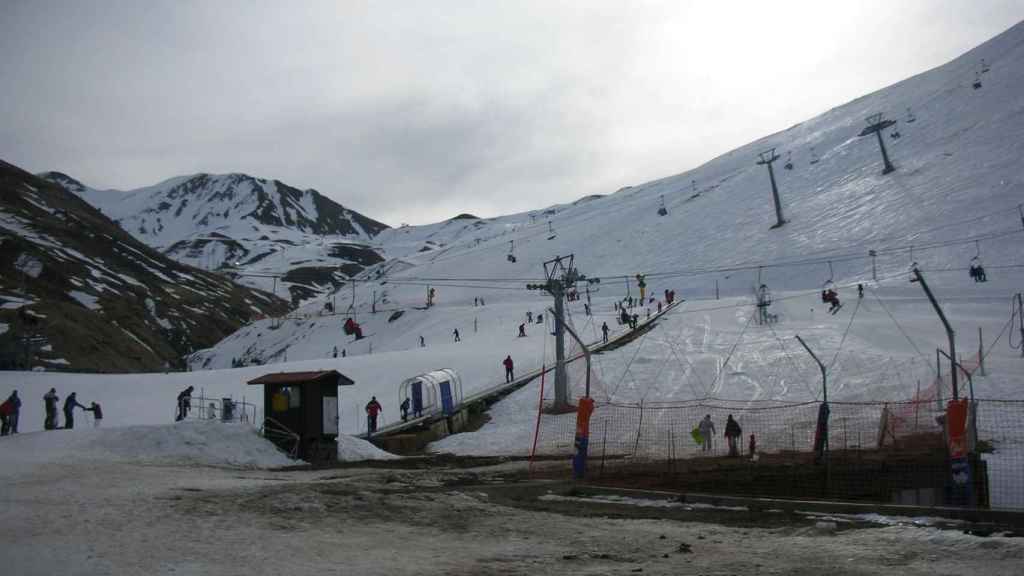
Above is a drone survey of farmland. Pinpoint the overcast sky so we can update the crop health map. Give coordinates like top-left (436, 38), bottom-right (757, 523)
top-left (1, 1), bottom-right (1021, 226)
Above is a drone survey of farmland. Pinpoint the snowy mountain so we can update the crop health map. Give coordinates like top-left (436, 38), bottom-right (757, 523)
top-left (0, 160), bottom-right (290, 372)
top-left (189, 19), bottom-right (1024, 385)
top-left (42, 171), bottom-right (390, 305)
top-left (4, 22), bottom-right (1024, 468)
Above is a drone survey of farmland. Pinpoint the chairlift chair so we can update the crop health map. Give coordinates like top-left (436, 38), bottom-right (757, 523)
top-left (809, 146), bottom-right (820, 165)
top-left (784, 151), bottom-right (794, 170)
top-left (890, 121), bottom-right (901, 139)
top-left (969, 241), bottom-right (987, 282)
top-left (905, 107), bottom-right (916, 123)
top-left (973, 72), bottom-right (983, 90)
top-left (507, 240), bottom-right (516, 263)
top-left (657, 194), bottom-right (668, 216)
top-left (757, 284), bottom-right (773, 307)
top-left (981, 58), bottom-right (990, 74)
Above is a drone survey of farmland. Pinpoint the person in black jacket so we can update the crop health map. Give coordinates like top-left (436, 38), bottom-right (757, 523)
top-left (43, 388), bottom-right (59, 430)
top-left (724, 414), bottom-right (742, 457)
top-left (176, 386), bottom-right (194, 421)
top-left (63, 392), bottom-right (86, 430)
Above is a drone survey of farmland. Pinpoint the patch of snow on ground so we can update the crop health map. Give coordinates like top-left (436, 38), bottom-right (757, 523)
top-left (69, 290), bottom-right (102, 310)
top-left (338, 433), bottom-right (400, 461)
top-left (0, 294), bottom-right (35, 309)
top-left (145, 297), bottom-right (173, 329)
top-left (15, 253), bottom-right (44, 278)
top-left (0, 421), bottom-right (294, 479)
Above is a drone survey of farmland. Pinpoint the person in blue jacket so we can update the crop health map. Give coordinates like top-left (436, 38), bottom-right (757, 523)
top-left (63, 392), bottom-right (86, 430)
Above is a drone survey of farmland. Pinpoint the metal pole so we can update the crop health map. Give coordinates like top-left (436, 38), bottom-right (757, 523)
top-left (870, 250), bottom-right (877, 281)
top-left (912, 268), bottom-right (957, 399)
top-left (978, 326), bottom-right (985, 376)
top-left (936, 348), bottom-right (944, 410)
top-left (1018, 293), bottom-right (1024, 358)
top-left (553, 288), bottom-right (569, 409)
top-left (874, 130), bottom-right (895, 174)
top-left (938, 348), bottom-right (973, 402)
top-left (795, 334), bottom-right (827, 402)
top-left (555, 307), bottom-right (591, 397)
top-left (715, 279), bottom-right (719, 300)
top-left (766, 161), bottom-right (785, 227)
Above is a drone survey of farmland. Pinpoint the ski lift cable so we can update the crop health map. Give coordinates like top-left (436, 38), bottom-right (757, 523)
top-left (283, 200), bottom-right (1024, 288)
top-left (704, 310), bottom-right (756, 394)
top-left (664, 338), bottom-right (710, 399)
top-left (979, 310), bottom-right (1014, 362)
top-left (608, 299), bottom-right (688, 401)
top-left (660, 302), bottom-right (713, 397)
top-left (867, 286), bottom-right (936, 378)
top-left (384, 281), bottom-right (535, 291)
top-left (826, 296), bottom-right (863, 372)
top-left (377, 218), bottom-right (1024, 287)
top-left (765, 320), bottom-right (818, 399)
top-left (594, 227), bottom-right (1024, 283)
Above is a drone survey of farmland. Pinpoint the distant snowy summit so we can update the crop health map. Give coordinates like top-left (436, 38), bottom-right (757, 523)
top-left (40, 171), bottom-right (389, 249)
top-left (42, 171), bottom-right (391, 304)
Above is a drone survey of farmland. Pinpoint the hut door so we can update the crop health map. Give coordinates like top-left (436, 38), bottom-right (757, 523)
top-left (322, 396), bottom-right (338, 435)
top-left (439, 381), bottom-right (454, 415)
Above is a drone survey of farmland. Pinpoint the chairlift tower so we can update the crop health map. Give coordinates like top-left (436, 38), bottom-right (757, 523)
top-left (858, 113), bottom-right (897, 174)
top-left (756, 148), bottom-right (786, 229)
top-left (526, 255), bottom-right (597, 411)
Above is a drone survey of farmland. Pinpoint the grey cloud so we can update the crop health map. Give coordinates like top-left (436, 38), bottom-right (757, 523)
top-left (1, 1), bottom-right (1022, 225)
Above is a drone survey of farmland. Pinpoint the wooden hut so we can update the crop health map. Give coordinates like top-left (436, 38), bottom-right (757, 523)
top-left (248, 370), bottom-right (354, 462)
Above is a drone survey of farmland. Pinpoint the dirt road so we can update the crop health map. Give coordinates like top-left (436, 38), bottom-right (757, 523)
top-left (2, 459), bottom-right (1021, 575)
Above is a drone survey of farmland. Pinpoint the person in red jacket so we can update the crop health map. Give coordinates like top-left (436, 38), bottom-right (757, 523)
top-left (365, 396), bottom-right (383, 434)
top-left (503, 355), bottom-right (515, 383)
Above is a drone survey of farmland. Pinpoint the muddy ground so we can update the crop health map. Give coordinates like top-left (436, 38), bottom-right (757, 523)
top-left (4, 458), bottom-right (1023, 575)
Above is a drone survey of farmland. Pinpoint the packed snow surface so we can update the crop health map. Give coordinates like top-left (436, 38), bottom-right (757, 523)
top-left (0, 421), bottom-right (295, 477)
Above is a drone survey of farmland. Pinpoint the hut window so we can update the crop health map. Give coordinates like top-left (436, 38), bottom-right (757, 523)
top-left (271, 389), bottom-right (288, 412)
top-left (288, 386), bottom-right (301, 408)
top-left (272, 386), bottom-right (301, 411)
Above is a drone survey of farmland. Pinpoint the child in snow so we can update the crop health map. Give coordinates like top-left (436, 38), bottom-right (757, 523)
top-left (85, 402), bottom-right (103, 428)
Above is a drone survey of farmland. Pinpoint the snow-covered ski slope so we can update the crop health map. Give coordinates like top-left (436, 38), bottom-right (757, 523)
top-left (3, 22), bottom-right (1024, 454)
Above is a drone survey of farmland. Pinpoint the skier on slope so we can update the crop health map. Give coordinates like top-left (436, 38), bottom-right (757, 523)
top-left (601, 322), bottom-right (610, 343)
top-left (503, 355), bottom-right (515, 383)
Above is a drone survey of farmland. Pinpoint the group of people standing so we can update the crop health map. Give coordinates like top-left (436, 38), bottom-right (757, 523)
top-left (696, 414), bottom-right (754, 458)
top-left (45, 389), bottom-right (102, 430)
top-left (0, 388), bottom-right (105, 433)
